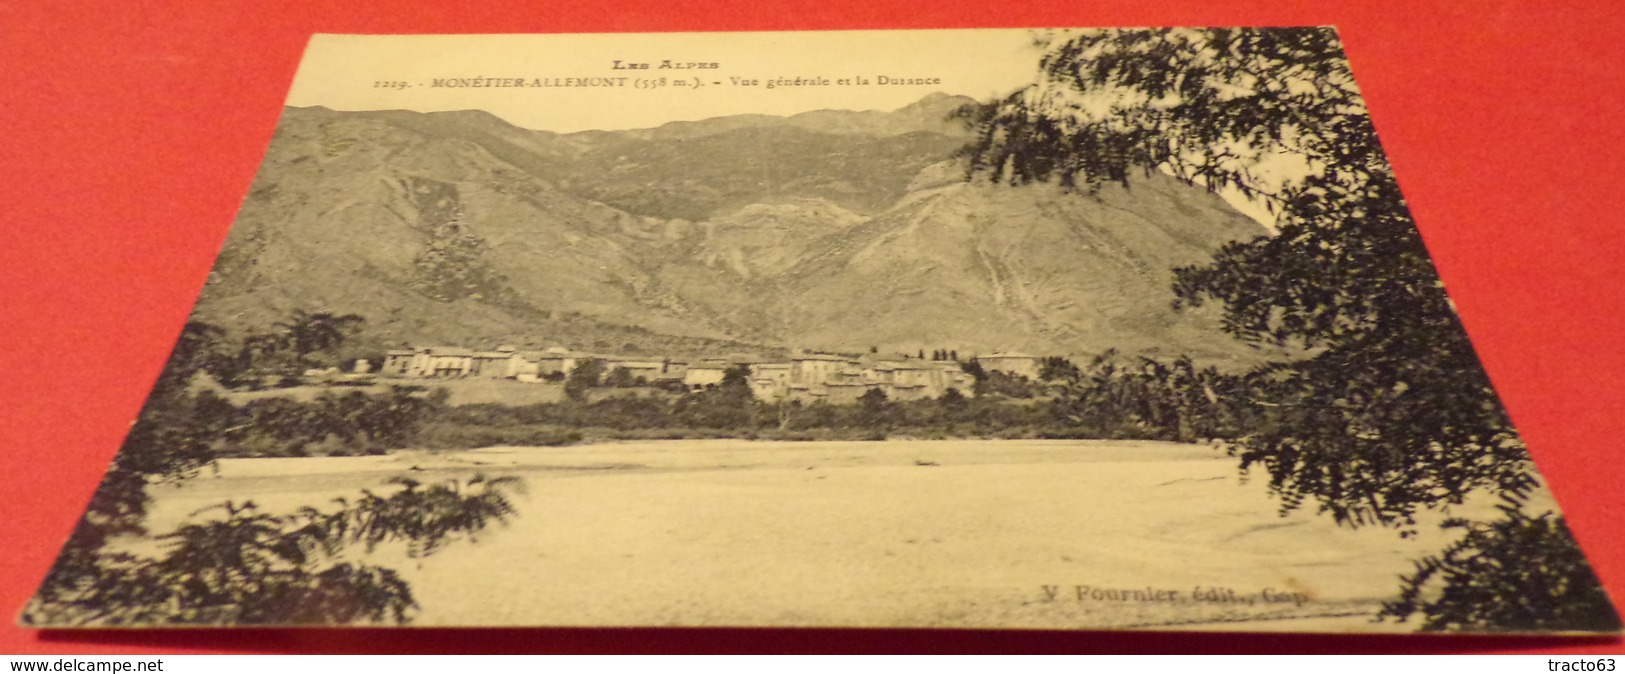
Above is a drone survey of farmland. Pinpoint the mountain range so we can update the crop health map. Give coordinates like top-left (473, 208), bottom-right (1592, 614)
top-left (193, 93), bottom-right (1274, 364)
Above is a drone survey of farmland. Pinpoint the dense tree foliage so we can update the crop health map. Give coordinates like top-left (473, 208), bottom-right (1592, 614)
top-left (273, 310), bottom-right (365, 366)
top-left (435, 387), bottom-right (1061, 443)
top-left (564, 358), bottom-right (605, 401)
top-left (422, 356), bottom-right (1248, 446)
top-left (208, 310), bottom-right (366, 387)
top-left (962, 27), bottom-right (1614, 630)
top-left (1047, 351), bottom-right (1238, 444)
top-left (204, 386), bottom-right (449, 458)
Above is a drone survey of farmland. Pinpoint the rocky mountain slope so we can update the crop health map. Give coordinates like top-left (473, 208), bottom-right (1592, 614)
top-left (193, 95), bottom-right (1272, 364)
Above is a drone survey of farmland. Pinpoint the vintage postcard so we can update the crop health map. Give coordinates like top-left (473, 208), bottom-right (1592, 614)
top-left (22, 29), bottom-right (1620, 634)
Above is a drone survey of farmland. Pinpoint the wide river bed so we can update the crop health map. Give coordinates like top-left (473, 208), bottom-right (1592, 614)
top-left (141, 439), bottom-right (1529, 631)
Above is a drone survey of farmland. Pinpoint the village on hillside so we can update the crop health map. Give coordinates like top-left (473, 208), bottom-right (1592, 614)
top-left (371, 345), bottom-right (1046, 404)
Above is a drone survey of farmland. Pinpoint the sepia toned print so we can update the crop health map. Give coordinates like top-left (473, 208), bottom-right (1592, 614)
top-left (22, 28), bottom-right (1620, 634)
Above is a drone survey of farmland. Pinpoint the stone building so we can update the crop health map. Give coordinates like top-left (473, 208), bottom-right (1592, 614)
top-left (376, 342), bottom-right (979, 404)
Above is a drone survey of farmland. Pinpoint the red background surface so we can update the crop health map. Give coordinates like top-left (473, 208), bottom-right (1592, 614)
top-left (2, 0), bottom-right (1622, 655)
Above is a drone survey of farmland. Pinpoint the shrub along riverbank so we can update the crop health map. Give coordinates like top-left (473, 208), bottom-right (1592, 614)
top-left (199, 351), bottom-right (1244, 458)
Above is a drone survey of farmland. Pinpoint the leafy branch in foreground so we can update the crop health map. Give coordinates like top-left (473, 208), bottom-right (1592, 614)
top-left (964, 26), bottom-right (1617, 631)
top-left (27, 474), bottom-right (523, 626)
top-left (1379, 500), bottom-right (1620, 633)
top-left (964, 26), bottom-right (1528, 527)
top-left (27, 315), bottom-right (526, 627)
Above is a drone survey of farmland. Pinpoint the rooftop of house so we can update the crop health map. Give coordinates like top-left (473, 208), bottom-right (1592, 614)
top-left (390, 343), bottom-right (1040, 378)
top-left (791, 353), bottom-right (855, 362)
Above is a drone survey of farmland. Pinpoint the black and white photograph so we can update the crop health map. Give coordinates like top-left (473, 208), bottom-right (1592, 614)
top-left (21, 28), bottom-right (1621, 635)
